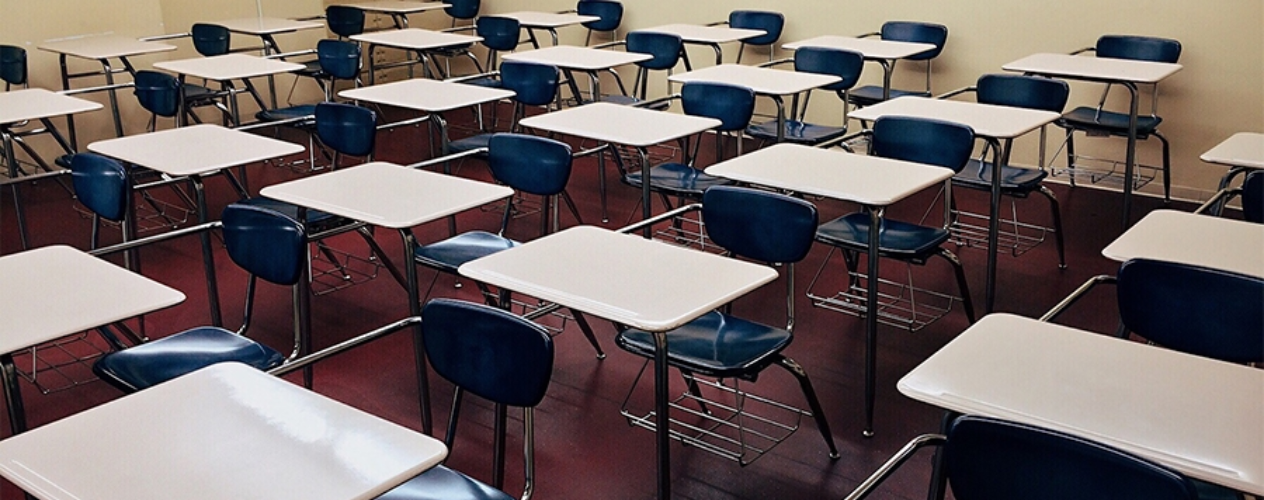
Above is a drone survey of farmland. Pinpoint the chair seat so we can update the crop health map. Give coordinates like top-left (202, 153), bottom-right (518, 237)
top-left (624, 162), bottom-right (732, 198)
top-left (816, 212), bottom-right (949, 260)
top-left (413, 231), bottom-right (519, 273)
top-left (375, 465), bottom-right (512, 500)
top-left (847, 85), bottom-right (931, 107)
top-left (236, 197), bottom-right (341, 232)
top-left (462, 77), bottom-right (503, 89)
top-left (746, 119), bottom-right (848, 145)
top-left (952, 159), bottom-right (1048, 194)
top-left (55, 153), bottom-right (77, 169)
top-left (616, 311), bottom-right (792, 378)
top-left (255, 104), bottom-right (317, 124)
top-left (93, 327), bottom-right (285, 392)
top-left (1059, 107), bottom-right (1163, 137)
top-left (292, 59), bottom-right (324, 78)
top-left (181, 82), bottom-right (221, 102)
top-left (447, 133), bottom-right (493, 154)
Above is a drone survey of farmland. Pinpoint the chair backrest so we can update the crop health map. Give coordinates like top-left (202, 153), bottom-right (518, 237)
top-left (221, 203), bottom-right (307, 286)
top-left (444, 0), bottom-right (480, 22)
top-left (881, 21), bottom-right (948, 60)
top-left (316, 39), bottom-right (361, 81)
top-left (477, 16), bottom-right (521, 53)
top-left (729, 10), bottom-right (784, 47)
top-left (0, 45), bottom-right (27, 88)
top-left (191, 23), bottom-right (231, 57)
top-left (1096, 35), bottom-right (1181, 63)
top-left (795, 47), bottom-right (864, 92)
top-left (702, 186), bottom-right (818, 264)
top-left (1116, 258), bottom-right (1264, 364)
top-left (71, 153), bottom-right (130, 222)
top-left (500, 60), bottom-right (560, 107)
top-left (422, 299), bottom-right (554, 408)
top-left (315, 102), bottom-right (376, 158)
top-left (944, 416), bottom-right (1198, 500)
top-left (681, 81), bottom-right (756, 132)
top-left (133, 70), bottom-right (181, 118)
top-left (1243, 171), bottom-right (1264, 224)
top-left (626, 31), bottom-right (683, 71)
top-left (488, 134), bottom-right (573, 197)
top-left (976, 74), bottom-right (1070, 113)
top-left (578, 0), bottom-right (623, 32)
top-left (871, 116), bottom-right (975, 173)
top-left (325, 5), bottom-right (366, 38)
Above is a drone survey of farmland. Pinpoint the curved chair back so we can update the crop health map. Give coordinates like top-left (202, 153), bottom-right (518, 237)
top-left (1117, 259), bottom-right (1264, 364)
top-left (681, 82), bottom-right (756, 132)
top-left (795, 47), bottom-right (864, 92)
top-left (488, 134), bottom-right (573, 197)
top-left (191, 23), bottom-right (231, 57)
top-left (729, 10), bottom-right (784, 47)
top-left (976, 74), bottom-right (1070, 113)
top-left (1243, 171), bottom-right (1264, 224)
top-left (133, 70), bottom-right (181, 118)
top-left (325, 5), bottom-right (366, 38)
top-left (881, 21), bottom-right (948, 61)
top-left (444, 0), bottom-right (480, 21)
top-left (944, 416), bottom-right (1198, 500)
top-left (477, 16), bottom-right (521, 52)
top-left (0, 45), bottom-right (27, 88)
top-left (702, 186), bottom-right (818, 264)
top-left (422, 299), bottom-right (554, 408)
top-left (627, 31), bottom-right (683, 71)
top-left (578, 0), bottom-right (623, 32)
top-left (71, 153), bottom-right (130, 222)
top-left (1097, 35), bottom-right (1181, 63)
top-left (315, 102), bottom-right (376, 158)
top-left (500, 61), bottom-right (560, 107)
top-left (871, 116), bottom-right (975, 173)
top-left (316, 39), bottom-right (361, 80)
top-left (221, 204), bottom-right (307, 286)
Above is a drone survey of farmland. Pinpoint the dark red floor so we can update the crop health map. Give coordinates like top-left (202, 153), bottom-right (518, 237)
top-left (0, 109), bottom-right (1192, 499)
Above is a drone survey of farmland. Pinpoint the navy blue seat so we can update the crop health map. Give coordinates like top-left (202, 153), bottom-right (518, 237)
top-left (847, 21), bottom-right (948, 108)
top-left (92, 204), bottom-right (301, 392)
top-left (0, 45), bottom-right (27, 90)
top-left (191, 23), bottom-right (231, 57)
top-left (448, 61), bottom-right (558, 154)
top-left (608, 31), bottom-right (684, 108)
top-left (443, 0), bottom-right (480, 27)
top-left (259, 39), bottom-right (361, 122)
top-left (374, 299), bottom-right (553, 500)
top-left (1057, 35), bottom-right (1181, 203)
top-left (946, 74), bottom-right (1071, 267)
top-left (621, 82), bottom-right (747, 208)
top-left (616, 186), bottom-right (839, 462)
top-left (814, 116), bottom-right (976, 322)
top-left (1242, 171), bottom-right (1264, 223)
top-left (746, 47), bottom-right (865, 145)
top-left (133, 70), bottom-right (225, 128)
top-left (326, 5), bottom-right (366, 39)
top-left (845, 415), bottom-right (1200, 500)
top-left (728, 10), bottom-right (784, 64)
top-left (71, 153), bottom-right (133, 250)
top-left (578, 0), bottom-right (623, 45)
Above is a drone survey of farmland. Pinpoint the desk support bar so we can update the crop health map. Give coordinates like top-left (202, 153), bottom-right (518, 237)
top-left (270, 316), bottom-right (422, 376)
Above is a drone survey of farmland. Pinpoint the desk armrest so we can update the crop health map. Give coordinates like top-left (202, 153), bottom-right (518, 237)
top-left (706, 20), bottom-right (729, 27)
top-left (1069, 46), bottom-right (1095, 55)
top-left (843, 434), bottom-right (947, 500)
top-left (1039, 274), bottom-right (1117, 323)
top-left (592, 39), bottom-right (627, 50)
top-left (856, 31), bottom-right (880, 39)
top-left (617, 203), bottom-right (701, 235)
top-left (140, 32), bottom-right (191, 42)
top-left (758, 57), bottom-right (794, 69)
top-left (270, 316), bottom-right (421, 376)
top-left (445, 70), bottom-right (499, 83)
top-left (935, 85), bottom-right (977, 100)
top-left (441, 25), bottom-right (477, 34)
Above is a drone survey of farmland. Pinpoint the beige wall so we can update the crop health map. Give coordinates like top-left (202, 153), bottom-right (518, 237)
top-left (6, 0), bottom-right (1261, 201)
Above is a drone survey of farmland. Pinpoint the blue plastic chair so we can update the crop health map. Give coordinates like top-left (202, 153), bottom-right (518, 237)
top-left (375, 299), bottom-right (553, 500)
top-left (92, 204), bottom-right (300, 393)
top-left (603, 31), bottom-right (683, 108)
top-left (619, 82), bottom-right (748, 210)
top-left (746, 47), bottom-right (865, 145)
top-left (1057, 35), bottom-right (1181, 203)
top-left (845, 415), bottom-right (1200, 500)
top-left (132, 70), bottom-right (226, 129)
top-left (578, 0), bottom-right (623, 46)
top-left (0, 45), bottom-right (27, 90)
top-left (444, 0), bottom-right (480, 27)
top-left (728, 10), bottom-right (784, 64)
top-left (261, 39), bottom-right (362, 126)
top-left (947, 74), bottom-right (1071, 268)
top-left (448, 61), bottom-right (559, 154)
top-left (615, 186), bottom-right (839, 464)
top-left (814, 116), bottom-right (977, 324)
top-left (325, 5), bottom-right (366, 39)
top-left (71, 153), bottom-right (131, 249)
top-left (848, 21), bottom-right (948, 107)
top-left (191, 23), bottom-right (231, 57)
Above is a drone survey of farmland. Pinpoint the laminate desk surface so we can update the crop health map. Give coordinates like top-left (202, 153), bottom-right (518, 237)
top-left (340, 78), bottom-right (514, 112)
top-left (38, 35), bottom-right (175, 61)
top-left (1003, 52), bottom-right (1183, 85)
top-left (152, 53), bottom-right (304, 81)
top-left (260, 161), bottom-right (513, 229)
top-left (0, 88), bottom-right (103, 125)
top-left (350, 28), bottom-right (483, 50)
top-left (214, 16), bottom-right (326, 35)
top-left (899, 313), bottom-right (1264, 495)
top-left (88, 124), bottom-right (304, 177)
top-left (347, 0), bottom-right (451, 14)
top-left (669, 63), bottom-right (840, 96)
top-left (639, 24), bottom-right (766, 44)
top-left (1201, 132), bottom-right (1264, 170)
top-left (849, 96), bottom-right (1060, 139)
top-left (502, 45), bottom-right (651, 71)
top-left (782, 35), bottom-right (935, 60)
top-left (0, 362), bottom-right (449, 500)
top-left (496, 11), bottom-right (599, 28)
top-left (1101, 209), bottom-right (1264, 278)
top-left (518, 102), bottom-right (719, 148)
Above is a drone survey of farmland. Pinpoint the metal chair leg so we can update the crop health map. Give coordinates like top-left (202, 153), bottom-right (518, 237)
top-left (938, 248), bottom-right (976, 323)
top-left (1154, 130), bottom-right (1172, 204)
top-left (1038, 186), bottom-right (1067, 269)
top-left (777, 355), bottom-right (840, 459)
